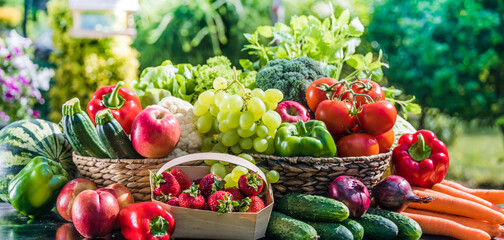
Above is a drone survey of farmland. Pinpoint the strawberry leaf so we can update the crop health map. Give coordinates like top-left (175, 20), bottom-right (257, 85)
top-left (182, 184), bottom-right (201, 198)
top-left (246, 173), bottom-right (263, 191)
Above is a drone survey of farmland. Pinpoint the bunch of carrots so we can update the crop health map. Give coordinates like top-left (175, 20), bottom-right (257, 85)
top-left (400, 180), bottom-right (504, 240)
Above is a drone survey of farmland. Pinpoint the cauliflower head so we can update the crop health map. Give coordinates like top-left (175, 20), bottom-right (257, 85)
top-left (156, 96), bottom-right (203, 157)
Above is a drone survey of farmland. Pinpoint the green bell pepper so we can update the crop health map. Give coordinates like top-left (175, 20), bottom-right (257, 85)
top-left (8, 156), bottom-right (70, 218)
top-left (274, 120), bottom-right (337, 157)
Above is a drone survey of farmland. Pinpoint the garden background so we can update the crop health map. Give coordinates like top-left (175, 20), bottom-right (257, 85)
top-left (1, 0), bottom-right (503, 188)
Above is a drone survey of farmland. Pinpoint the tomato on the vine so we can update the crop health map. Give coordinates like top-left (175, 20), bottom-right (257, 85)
top-left (306, 78), bottom-right (352, 112)
top-left (357, 100), bottom-right (397, 134)
top-left (374, 129), bottom-right (394, 153)
top-left (336, 133), bottom-right (379, 157)
top-left (351, 79), bottom-right (385, 107)
top-left (315, 100), bottom-right (356, 136)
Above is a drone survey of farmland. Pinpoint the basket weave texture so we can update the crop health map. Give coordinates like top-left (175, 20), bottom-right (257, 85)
top-left (72, 153), bottom-right (201, 201)
top-left (252, 150), bottom-right (392, 198)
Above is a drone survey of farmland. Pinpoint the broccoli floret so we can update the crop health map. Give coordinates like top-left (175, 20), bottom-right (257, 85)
top-left (256, 57), bottom-right (326, 109)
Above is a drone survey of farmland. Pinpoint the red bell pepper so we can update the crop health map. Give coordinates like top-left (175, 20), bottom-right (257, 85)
top-left (119, 202), bottom-right (176, 240)
top-left (87, 81), bottom-right (142, 135)
top-left (391, 130), bottom-right (449, 188)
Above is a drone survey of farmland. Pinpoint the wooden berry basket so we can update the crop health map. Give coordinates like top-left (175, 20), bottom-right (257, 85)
top-left (72, 152), bottom-right (202, 202)
top-left (150, 152), bottom-right (274, 240)
top-left (252, 150), bottom-right (392, 198)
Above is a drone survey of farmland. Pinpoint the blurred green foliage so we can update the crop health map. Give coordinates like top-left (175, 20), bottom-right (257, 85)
top-left (133, 0), bottom-right (272, 70)
top-left (47, 0), bottom-right (139, 121)
top-left (367, 0), bottom-right (504, 127)
top-left (447, 128), bottom-right (504, 189)
top-left (282, 0), bottom-right (373, 27)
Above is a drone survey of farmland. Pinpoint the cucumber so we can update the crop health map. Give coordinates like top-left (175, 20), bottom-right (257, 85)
top-left (277, 193), bottom-right (349, 222)
top-left (366, 208), bottom-right (421, 240)
top-left (266, 211), bottom-right (318, 240)
top-left (95, 110), bottom-right (142, 159)
top-left (354, 213), bottom-right (398, 240)
top-left (306, 221), bottom-right (354, 240)
top-left (340, 218), bottom-right (364, 240)
top-left (61, 98), bottom-right (110, 158)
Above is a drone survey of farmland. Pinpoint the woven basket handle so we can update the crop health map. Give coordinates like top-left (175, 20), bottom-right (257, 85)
top-left (156, 152), bottom-right (269, 185)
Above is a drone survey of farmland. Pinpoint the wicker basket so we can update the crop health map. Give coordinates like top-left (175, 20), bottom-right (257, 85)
top-left (72, 152), bottom-right (202, 202)
top-left (252, 150), bottom-right (392, 198)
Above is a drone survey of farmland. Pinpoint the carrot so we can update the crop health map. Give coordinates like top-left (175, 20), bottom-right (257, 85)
top-left (401, 212), bottom-right (491, 240)
top-left (409, 189), bottom-right (504, 224)
top-left (404, 208), bottom-right (504, 237)
top-left (431, 183), bottom-right (504, 214)
top-left (442, 179), bottom-right (504, 205)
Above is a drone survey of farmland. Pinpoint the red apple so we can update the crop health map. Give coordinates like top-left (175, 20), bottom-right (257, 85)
top-left (71, 190), bottom-right (120, 238)
top-left (57, 178), bottom-right (98, 221)
top-left (275, 101), bottom-right (311, 123)
top-left (131, 107), bottom-right (181, 158)
top-left (99, 183), bottom-right (135, 209)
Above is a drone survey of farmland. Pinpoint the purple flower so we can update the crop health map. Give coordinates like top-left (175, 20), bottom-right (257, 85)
top-left (17, 75), bottom-right (30, 86)
top-left (3, 92), bottom-right (15, 102)
top-left (30, 109), bottom-right (40, 118)
top-left (0, 111), bottom-right (10, 122)
top-left (31, 89), bottom-right (44, 104)
top-left (12, 48), bottom-right (22, 56)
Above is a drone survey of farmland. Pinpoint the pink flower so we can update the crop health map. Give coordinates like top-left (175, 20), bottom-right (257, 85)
top-left (0, 112), bottom-right (10, 122)
top-left (30, 110), bottom-right (40, 118)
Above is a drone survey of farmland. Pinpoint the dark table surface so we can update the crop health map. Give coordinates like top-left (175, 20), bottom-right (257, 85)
top-left (0, 202), bottom-right (500, 240)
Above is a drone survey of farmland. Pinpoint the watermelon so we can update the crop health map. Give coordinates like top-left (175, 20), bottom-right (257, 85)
top-left (0, 119), bottom-right (76, 202)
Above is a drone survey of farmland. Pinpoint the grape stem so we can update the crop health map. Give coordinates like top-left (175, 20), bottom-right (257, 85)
top-left (225, 66), bottom-right (246, 94)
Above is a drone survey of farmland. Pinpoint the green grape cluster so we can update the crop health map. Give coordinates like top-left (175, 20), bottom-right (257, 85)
top-left (194, 76), bottom-right (283, 155)
top-left (207, 153), bottom-right (280, 185)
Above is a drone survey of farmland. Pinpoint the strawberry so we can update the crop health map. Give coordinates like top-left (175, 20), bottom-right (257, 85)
top-left (203, 202), bottom-right (210, 211)
top-left (224, 187), bottom-right (245, 201)
top-left (170, 168), bottom-right (192, 190)
top-left (194, 178), bottom-right (202, 185)
top-left (151, 170), bottom-right (181, 197)
top-left (238, 172), bottom-right (263, 196)
top-left (246, 196), bottom-right (266, 212)
top-left (198, 174), bottom-right (225, 198)
top-left (166, 196), bottom-right (179, 206)
top-left (179, 184), bottom-right (205, 209)
top-left (207, 191), bottom-right (239, 213)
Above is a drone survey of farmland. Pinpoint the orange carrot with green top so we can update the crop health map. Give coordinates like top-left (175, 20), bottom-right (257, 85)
top-left (409, 189), bottom-right (504, 224)
top-left (441, 180), bottom-right (504, 205)
top-left (404, 208), bottom-right (504, 237)
top-left (401, 212), bottom-right (491, 240)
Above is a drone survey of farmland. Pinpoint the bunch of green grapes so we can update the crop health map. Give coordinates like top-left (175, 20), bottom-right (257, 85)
top-left (193, 76), bottom-right (283, 155)
top-left (206, 153), bottom-right (280, 186)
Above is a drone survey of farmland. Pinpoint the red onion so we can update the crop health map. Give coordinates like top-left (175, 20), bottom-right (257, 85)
top-left (372, 175), bottom-right (433, 212)
top-left (328, 176), bottom-right (371, 218)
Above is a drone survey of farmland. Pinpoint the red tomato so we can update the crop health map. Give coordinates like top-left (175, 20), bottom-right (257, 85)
top-left (374, 129), bottom-right (394, 153)
top-left (357, 100), bottom-right (397, 134)
top-left (337, 133), bottom-right (379, 157)
top-left (306, 78), bottom-right (352, 112)
top-left (351, 79), bottom-right (385, 107)
top-left (315, 100), bottom-right (356, 136)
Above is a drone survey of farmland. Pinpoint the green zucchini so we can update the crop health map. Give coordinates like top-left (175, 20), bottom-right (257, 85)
top-left (266, 211), bottom-right (319, 240)
top-left (61, 98), bottom-right (110, 158)
top-left (340, 218), bottom-right (364, 240)
top-left (354, 213), bottom-right (398, 240)
top-left (95, 110), bottom-right (142, 159)
top-left (306, 221), bottom-right (354, 240)
top-left (277, 193), bottom-right (349, 222)
top-left (366, 208), bottom-right (422, 240)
